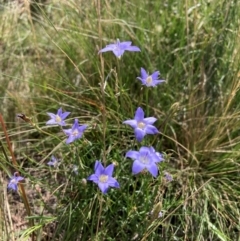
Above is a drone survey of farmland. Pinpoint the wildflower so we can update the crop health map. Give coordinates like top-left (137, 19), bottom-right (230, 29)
top-left (137, 68), bottom-right (165, 87)
top-left (126, 146), bottom-right (163, 177)
top-left (98, 39), bottom-right (140, 58)
top-left (123, 107), bottom-right (159, 142)
top-left (63, 119), bottom-right (87, 144)
top-left (87, 161), bottom-right (120, 194)
top-left (8, 173), bottom-right (24, 191)
top-left (164, 172), bottom-right (173, 182)
top-left (46, 107), bottom-right (70, 126)
top-left (47, 155), bottom-right (59, 167)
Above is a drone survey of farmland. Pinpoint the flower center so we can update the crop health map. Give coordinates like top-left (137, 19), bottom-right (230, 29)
top-left (146, 76), bottom-right (153, 85)
top-left (139, 155), bottom-right (149, 165)
top-left (137, 121), bottom-right (145, 129)
top-left (10, 179), bottom-right (17, 184)
top-left (99, 174), bottom-right (109, 183)
top-left (55, 115), bottom-right (62, 123)
top-left (72, 129), bottom-right (79, 136)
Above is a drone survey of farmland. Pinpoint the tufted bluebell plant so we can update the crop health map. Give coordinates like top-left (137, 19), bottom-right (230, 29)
top-left (123, 107), bottom-right (159, 142)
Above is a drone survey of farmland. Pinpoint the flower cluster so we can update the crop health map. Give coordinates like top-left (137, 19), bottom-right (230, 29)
top-left (9, 39), bottom-right (172, 195)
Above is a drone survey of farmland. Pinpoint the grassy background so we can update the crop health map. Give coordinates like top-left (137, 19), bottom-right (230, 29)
top-left (1, 0), bottom-right (240, 240)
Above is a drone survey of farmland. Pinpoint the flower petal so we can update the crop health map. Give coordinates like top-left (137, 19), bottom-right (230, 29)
top-left (145, 125), bottom-right (159, 135)
top-left (140, 68), bottom-right (148, 79)
top-left (134, 107), bottom-right (144, 121)
top-left (146, 163), bottom-right (158, 177)
top-left (108, 177), bottom-right (120, 188)
top-left (132, 160), bottom-right (145, 174)
top-left (61, 111), bottom-right (71, 119)
top-left (46, 119), bottom-right (57, 125)
top-left (104, 164), bottom-right (114, 176)
top-left (98, 182), bottom-right (109, 194)
top-left (125, 46), bottom-right (141, 52)
top-left (125, 150), bottom-right (139, 160)
top-left (134, 128), bottom-right (145, 142)
top-left (151, 71), bottom-right (160, 80)
top-left (123, 119), bottom-right (137, 128)
top-left (98, 44), bottom-right (116, 53)
top-left (94, 161), bottom-right (104, 176)
top-left (143, 117), bottom-right (157, 125)
top-left (87, 174), bottom-right (99, 183)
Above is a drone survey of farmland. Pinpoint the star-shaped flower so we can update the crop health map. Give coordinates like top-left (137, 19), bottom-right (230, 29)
top-left (87, 161), bottom-right (120, 194)
top-left (98, 39), bottom-right (140, 58)
top-left (47, 155), bottom-right (59, 167)
top-left (8, 173), bottom-right (24, 191)
top-left (126, 146), bottom-right (163, 177)
top-left (46, 107), bottom-right (70, 126)
top-left (137, 68), bottom-right (165, 87)
top-left (123, 107), bottom-right (159, 142)
top-left (63, 119), bottom-right (87, 144)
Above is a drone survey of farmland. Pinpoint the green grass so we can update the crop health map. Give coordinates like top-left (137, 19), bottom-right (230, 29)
top-left (1, 0), bottom-right (240, 240)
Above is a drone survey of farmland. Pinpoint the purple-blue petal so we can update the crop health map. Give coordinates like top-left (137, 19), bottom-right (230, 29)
top-left (104, 164), bottom-right (114, 176)
top-left (145, 125), bottom-right (159, 135)
top-left (87, 174), bottom-right (99, 183)
top-left (151, 71), bottom-right (160, 80)
top-left (134, 107), bottom-right (144, 121)
top-left (108, 177), bottom-right (120, 188)
top-left (123, 119), bottom-right (137, 128)
top-left (65, 136), bottom-right (76, 144)
top-left (61, 112), bottom-right (71, 119)
top-left (125, 46), bottom-right (141, 52)
top-left (94, 161), bottom-right (104, 175)
top-left (119, 41), bottom-right (132, 48)
top-left (146, 164), bottom-right (158, 177)
top-left (72, 119), bottom-right (79, 128)
top-left (78, 124), bottom-right (88, 132)
top-left (139, 146), bottom-right (151, 154)
top-left (143, 117), bottom-right (157, 125)
top-left (98, 44), bottom-right (116, 53)
top-left (47, 113), bottom-right (56, 119)
top-left (134, 128), bottom-right (145, 142)
top-left (113, 49), bottom-right (125, 58)
top-left (140, 68), bottom-right (148, 79)
top-left (46, 119), bottom-right (57, 125)
top-left (125, 150), bottom-right (139, 159)
top-left (132, 160), bottom-right (145, 174)
top-left (98, 182), bottom-right (109, 194)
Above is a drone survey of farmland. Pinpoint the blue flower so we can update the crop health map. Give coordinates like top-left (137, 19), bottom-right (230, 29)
top-left (123, 107), bottom-right (159, 142)
top-left (87, 161), bottom-right (120, 194)
top-left (98, 39), bottom-right (140, 58)
top-left (47, 155), bottom-right (59, 167)
top-left (63, 119), bottom-right (87, 144)
top-left (137, 68), bottom-right (165, 87)
top-left (46, 107), bottom-right (70, 126)
top-left (126, 146), bottom-right (163, 177)
top-left (8, 173), bottom-right (24, 191)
